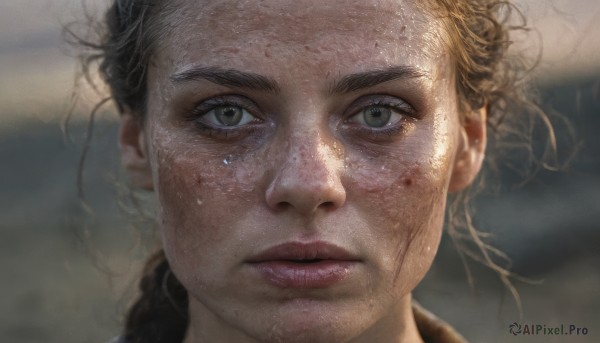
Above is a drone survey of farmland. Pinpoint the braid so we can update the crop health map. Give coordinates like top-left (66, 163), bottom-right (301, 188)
top-left (124, 250), bottom-right (189, 343)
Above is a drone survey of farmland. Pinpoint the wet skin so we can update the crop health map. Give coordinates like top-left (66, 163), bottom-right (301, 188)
top-left (119, 0), bottom-right (486, 342)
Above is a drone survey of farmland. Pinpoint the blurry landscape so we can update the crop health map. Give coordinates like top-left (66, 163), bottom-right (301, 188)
top-left (1, 1), bottom-right (599, 342)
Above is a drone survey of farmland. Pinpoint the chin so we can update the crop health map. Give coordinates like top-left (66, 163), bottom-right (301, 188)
top-left (260, 321), bottom-right (355, 343)
top-left (248, 299), bottom-right (374, 343)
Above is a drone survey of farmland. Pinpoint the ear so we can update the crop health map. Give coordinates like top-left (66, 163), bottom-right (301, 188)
top-left (119, 113), bottom-right (154, 190)
top-left (448, 107), bottom-right (487, 193)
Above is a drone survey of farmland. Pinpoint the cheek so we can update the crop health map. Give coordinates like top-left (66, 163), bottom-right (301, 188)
top-left (344, 135), bottom-right (454, 290)
top-left (154, 156), bottom-right (223, 266)
top-left (151, 144), bottom-right (263, 280)
top-left (348, 158), bottom-right (448, 243)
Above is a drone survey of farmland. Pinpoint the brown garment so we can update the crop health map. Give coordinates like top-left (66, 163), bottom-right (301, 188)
top-left (414, 302), bottom-right (468, 343)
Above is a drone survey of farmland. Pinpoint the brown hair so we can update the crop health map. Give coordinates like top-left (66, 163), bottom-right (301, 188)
top-left (68, 0), bottom-right (558, 341)
top-left (122, 250), bottom-right (188, 342)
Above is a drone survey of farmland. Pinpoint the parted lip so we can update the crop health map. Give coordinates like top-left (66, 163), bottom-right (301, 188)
top-left (246, 241), bottom-right (360, 263)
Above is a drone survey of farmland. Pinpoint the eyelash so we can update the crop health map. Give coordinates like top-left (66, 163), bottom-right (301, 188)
top-left (186, 97), bottom-right (262, 139)
top-left (186, 96), bottom-right (417, 139)
top-left (343, 98), bottom-right (416, 137)
top-left (347, 120), bottom-right (407, 137)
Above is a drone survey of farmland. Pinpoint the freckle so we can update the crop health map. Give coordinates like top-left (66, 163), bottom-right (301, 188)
top-left (404, 178), bottom-right (413, 187)
top-left (196, 175), bottom-right (202, 186)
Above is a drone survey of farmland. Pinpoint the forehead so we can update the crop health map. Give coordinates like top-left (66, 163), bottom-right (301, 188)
top-left (155, 0), bottom-right (447, 80)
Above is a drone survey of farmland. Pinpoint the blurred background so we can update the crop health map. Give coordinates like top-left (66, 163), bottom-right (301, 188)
top-left (0, 0), bottom-right (598, 342)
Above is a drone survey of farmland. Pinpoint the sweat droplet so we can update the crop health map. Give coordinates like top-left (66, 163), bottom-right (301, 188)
top-left (223, 155), bottom-right (233, 166)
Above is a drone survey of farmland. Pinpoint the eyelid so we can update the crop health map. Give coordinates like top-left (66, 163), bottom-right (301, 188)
top-left (187, 95), bottom-right (263, 120)
top-left (206, 106), bottom-right (257, 127)
top-left (345, 94), bottom-right (416, 118)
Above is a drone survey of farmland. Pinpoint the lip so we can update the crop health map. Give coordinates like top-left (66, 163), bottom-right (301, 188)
top-left (246, 241), bottom-right (361, 289)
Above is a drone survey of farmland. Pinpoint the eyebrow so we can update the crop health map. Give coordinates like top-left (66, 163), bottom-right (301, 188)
top-left (170, 65), bottom-right (427, 94)
top-left (170, 66), bottom-right (280, 92)
top-left (328, 66), bottom-right (428, 94)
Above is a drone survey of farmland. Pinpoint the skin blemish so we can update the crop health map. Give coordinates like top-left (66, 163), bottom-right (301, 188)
top-left (401, 163), bottom-right (421, 187)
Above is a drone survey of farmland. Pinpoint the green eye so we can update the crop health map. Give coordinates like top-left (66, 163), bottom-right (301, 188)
top-left (202, 105), bottom-right (257, 127)
top-left (214, 106), bottom-right (244, 126)
top-left (349, 105), bottom-right (404, 128)
top-left (362, 106), bottom-right (392, 128)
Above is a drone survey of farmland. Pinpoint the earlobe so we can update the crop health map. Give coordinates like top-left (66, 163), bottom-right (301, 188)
top-left (119, 113), bottom-right (154, 190)
top-left (448, 107), bottom-right (487, 193)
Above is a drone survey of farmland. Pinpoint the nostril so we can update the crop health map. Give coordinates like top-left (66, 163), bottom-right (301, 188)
top-left (276, 201), bottom-right (292, 211)
top-left (319, 201), bottom-right (336, 210)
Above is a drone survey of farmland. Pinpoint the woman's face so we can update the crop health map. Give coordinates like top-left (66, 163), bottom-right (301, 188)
top-left (122, 0), bottom-right (485, 341)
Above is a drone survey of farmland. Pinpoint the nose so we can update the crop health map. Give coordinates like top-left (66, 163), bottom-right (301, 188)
top-left (265, 129), bottom-right (346, 216)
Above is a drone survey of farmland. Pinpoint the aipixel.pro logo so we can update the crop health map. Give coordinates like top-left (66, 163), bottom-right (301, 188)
top-left (509, 322), bottom-right (522, 335)
top-left (509, 322), bottom-right (588, 336)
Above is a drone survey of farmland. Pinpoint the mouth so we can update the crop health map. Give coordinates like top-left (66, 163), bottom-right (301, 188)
top-left (286, 259), bottom-right (325, 263)
top-left (246, 241), bottom-right (361, 289)
top-left (246, 241), bottom-right (359, 262)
